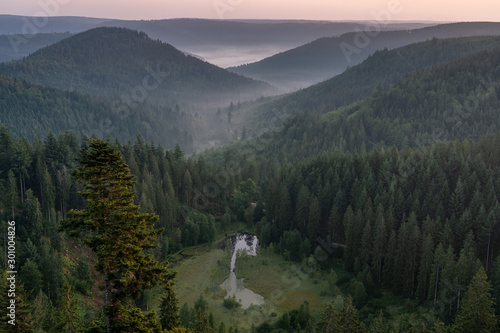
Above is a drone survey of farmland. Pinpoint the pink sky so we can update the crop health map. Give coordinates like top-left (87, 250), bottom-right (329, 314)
top-left (3, 0), bottom-right (500, 22)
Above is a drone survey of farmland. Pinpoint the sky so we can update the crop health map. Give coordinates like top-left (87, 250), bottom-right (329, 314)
top-left (3, 0), bottom-right (500, 22)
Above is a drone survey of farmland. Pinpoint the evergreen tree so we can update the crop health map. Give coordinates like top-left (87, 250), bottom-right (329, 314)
top-left (428, 243), bottom-right (446, 308)
top-left (372, 207), bottom-right (387, 283)
top-left (190, 308), bottom-right (211, 333)
top-left (296, 185), bottom-right (311, 233)
top-left (382, 230), bottom-right (398, 287)
top-left (18, 259), bottom-right (42, 299)
top-left (343, 206), bottom-right (357, 271)
top-left (338, 296), bottom-right (364, 333)
top-left (317, 296), bottom-right (364, 333)
top-left (317, 301), bottom-right (339, 333)
top-left (4, 169), bottom-right (18, 219)
top-left (416, 234), bottom-right (434, 301)
top-left (160, 282), bottom-right (180, 331)
top-left (368, 310), bottom-right (387, 333)
top-left (452, 267), bottom-right (497, 333)
top-left (491, 255), bottom-right (500, 314)
top-left (59, 138), bottom-right (175, 332)
top-left (307, 195), bottom-right (321, 242)
top-left (24, 189), bottom-right (43, 244)
top-left (179, 303), bottom-right (192, 328)
top-left (60, 281), bottom-right (80, 333)
top-left (359, 220), bottom-right (372, 268)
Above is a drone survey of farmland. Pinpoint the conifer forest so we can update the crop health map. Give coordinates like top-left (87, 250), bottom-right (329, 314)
top-left (1, 11), bottom-right (500, 333)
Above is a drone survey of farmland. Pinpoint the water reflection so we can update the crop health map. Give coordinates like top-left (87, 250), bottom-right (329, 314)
top-left (220, 234), bottom-right (265, 309)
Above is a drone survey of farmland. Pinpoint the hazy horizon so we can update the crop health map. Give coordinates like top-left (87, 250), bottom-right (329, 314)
top-left (3, 0), bottom-right (500, 22)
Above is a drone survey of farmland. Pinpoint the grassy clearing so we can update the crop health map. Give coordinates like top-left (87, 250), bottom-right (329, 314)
top-left (169, 238), bottom-right (339, 331)
top-left (171, 248), bottom-right (230, 305)
top-left (235, 249), bottom-right (336, 318)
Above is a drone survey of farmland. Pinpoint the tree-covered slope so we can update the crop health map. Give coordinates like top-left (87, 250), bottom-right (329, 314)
top-left (210, 44), bottom-right (500, 162)
top-left (228, 22), bottom-right (500, 91)
top-left (0, 72), bottom-right (204, 152)
top-left (253, 35), bottom-right (500, 118)
top-left (0, 27), bottom-right (277, 111)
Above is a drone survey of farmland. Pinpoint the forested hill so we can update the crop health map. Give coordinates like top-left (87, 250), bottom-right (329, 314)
top-left (228, 22), bottom-right (500, 91)
top-left (0, 72), bottom-right (204, 152)
top-left (0, 27), bottom-right (277, 110)
top-left (209, 44), bottom-right (500, 162)
top-left (252, 35), bottom-right (500, 119)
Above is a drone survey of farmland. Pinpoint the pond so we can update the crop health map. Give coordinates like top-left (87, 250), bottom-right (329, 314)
top-left (220, 233), bottom-right (265, 309)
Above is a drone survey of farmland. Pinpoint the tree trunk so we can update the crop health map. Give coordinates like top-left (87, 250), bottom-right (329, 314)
top-left (104, 268), bottom-right (111, 333)
top-left (19, 174), bottom-right (24, 203)
top-left (486, 229), bottom-right (491, 272)
top-left (433, 265), bottom-right (440, 306)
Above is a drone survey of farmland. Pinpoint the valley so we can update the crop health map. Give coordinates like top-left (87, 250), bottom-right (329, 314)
top-left (0, 11), bottom-right (500, 333)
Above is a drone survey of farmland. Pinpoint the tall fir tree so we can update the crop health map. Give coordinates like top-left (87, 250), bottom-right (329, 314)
top-left (59, 138), bottom-right (175, 332)
top-left (452, 267), bottom-right (497, 333)
top-left (160, 282), bottom-right (180, 331)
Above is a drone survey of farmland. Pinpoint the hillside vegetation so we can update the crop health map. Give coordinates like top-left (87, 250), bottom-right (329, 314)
top-left (217, 40), bottom-right (500, 162)
top-left (252, 35), bottom-right (500, 118)
top-left (229, 22), bottom-right (500, 91)
top-left (0, 27), bottom-right (276, 111)
top-left (0, 72), bottom-right (205, 152)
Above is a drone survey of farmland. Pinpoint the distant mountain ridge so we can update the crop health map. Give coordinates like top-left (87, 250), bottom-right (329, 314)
top-left (228, 22), bottom-right (500, 91)
top-left (0, 27), bottom-right (276, 111)
top-left (0, 32), bottom-right (71, 63)
top-left (0, 16), bottom-right (435, 67)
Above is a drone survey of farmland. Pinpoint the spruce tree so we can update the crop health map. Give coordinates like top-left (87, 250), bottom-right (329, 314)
top-left (160, 282), bottom-right (180, 331)
top-left (59, 138), bottom-right (175, 332)
top-left (372, 206), bottom-right (387, 283)
top-left (368, 310), bottom-right (387, 333)
top-left (452, 267), bottom-right (497, 333)
top-left (317, 302), bottom-right (339, 333)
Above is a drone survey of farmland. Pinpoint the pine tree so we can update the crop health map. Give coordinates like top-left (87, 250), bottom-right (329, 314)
top-left (59, 138), bottom-right (175, 332)
top-left (60, 281), bottom-right (80, 333)
top-left (179, 303), bottom-right (192, 328)
top-left (160, 282), bottom-right (180, 331)
top-left (394, 213), bottom-right (420, 296)
top-left (382, 230), bottom-right (397, 287)
top-left (190, 308), bottom-right (211, 333)
top-left (428, 243), bottom-right (446, 309)
top-left (317, 296), bottom-right (364, 333)
top-left (4, 169), bottom-right (18, 219)
top-left (296, 185), bottom-right (311, 233)
top-left (372, 206), bottom-right (387, 283)
top-left (24, 189), bottom-right (43, 244)
top-left (368, 310), bottom-right (387, 333)
top-left (316, 302), bottom-right (339, 333)
top-left (307, 195), bottom-right (321, 242)
top-left (359, 220), bottom-right (372, 268)
top-left (338, 296), bottom-right (364, 333)
top-left (452, 267), bottom-right (497, 333)
top-left (18, 259), bottom-right (42, 299)
top-left (416, 234), bottom-right (434, 301)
